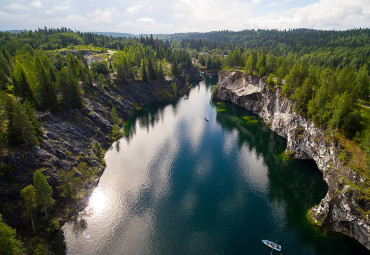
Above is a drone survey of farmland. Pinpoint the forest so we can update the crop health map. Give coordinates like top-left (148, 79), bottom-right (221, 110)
top-left (0, 28), bottom-right (192, 253)
top-left (166, 29), bottom-right (369, 170)
top-left (0, 28), bottom-right (369, 254)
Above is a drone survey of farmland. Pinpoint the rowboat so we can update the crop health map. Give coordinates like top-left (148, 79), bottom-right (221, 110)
top-left (262, 240), bottom-right (281, 252)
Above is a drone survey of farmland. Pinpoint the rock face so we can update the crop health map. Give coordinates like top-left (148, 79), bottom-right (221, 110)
top-left (215, 71), bottom-right (370, 249)
top-left (0, 74), bottom-right (193, 227)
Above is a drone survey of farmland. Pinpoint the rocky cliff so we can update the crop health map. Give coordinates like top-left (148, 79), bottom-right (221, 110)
top-left (215, 70), bottom-right (369, 249)
top-left (0, 75), bottom-right (192, 228)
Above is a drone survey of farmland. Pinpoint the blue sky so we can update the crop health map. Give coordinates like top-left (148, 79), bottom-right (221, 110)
top-left (0, 0), bottom-right (369, 33)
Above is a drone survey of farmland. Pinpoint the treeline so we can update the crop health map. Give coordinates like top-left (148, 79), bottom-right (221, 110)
top-left (0, 29), bottom-right (191, 150)
top-left (222, 48), bottom-right (369, 140)
top-left (165, 29), bottom-right (369, 143)
top-left (160, 29), bottom-right (369, 71)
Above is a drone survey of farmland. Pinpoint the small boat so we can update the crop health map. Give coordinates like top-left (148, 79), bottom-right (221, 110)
top-left (262, 240), bottom-right (281, 252)
top-left (205, 117), bottom-right (209, 121)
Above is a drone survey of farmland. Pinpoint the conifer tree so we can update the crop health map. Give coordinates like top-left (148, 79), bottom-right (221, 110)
top-left (147, 58), bottom-right (156, 81)
top-left (171, 58), bottom-right (178, 75)
top-left (12, 60), bottom-right (34, 102)
top-left (34, 53), bottom-right (57, 111)
top-left (57, 67), bottom-right (82, 110)
top-left (0, 52), bottom-right (10, 90)
top-left (140, 59), bottom-right (148, 82)
top-left (8, 100), bottom-right (39, 146)
top-left (33, 170), bottom-right (54, 217)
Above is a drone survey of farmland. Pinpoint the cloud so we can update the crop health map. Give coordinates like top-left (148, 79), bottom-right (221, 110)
top-left (136, 17), bottom-right (156, 23)
top-left (0, 0), bottom-right (368, 33)
top-left (31, 1), bottom-right (43, 8)
top-left (87, 8), bottom-right (119, 24)
top-left (126, 4), bottom-right (143, 14)
top-left (54, 1), bottom-right (70, 11)
top-left (267, 1), bottom-right (279, 7)
top-left (243, 0), bottom-right (370, 30)
top-left (5, 3), bottom-right (27, 11)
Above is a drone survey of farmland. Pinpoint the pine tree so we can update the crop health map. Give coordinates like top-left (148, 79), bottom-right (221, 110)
top-left (8, 100), bottom-right (39, 146)
top-left (20, 185), bottom-right (37, 231)
top-left (0, 52), bottom-right (10, 90)
top-left (171, 58), bottom-right (178, 76)
top-left (12, 60), bottom-right (34, 102)
top-left (147, 58), bottom-right (156, 81)
top-left (33, 170), bottom-right (54, 217)
top-left (57, 67), bottom-right (82, 110)
top-left (140, 59), bottom-right (148, 82)
top-left (34, 53), bottom-right (57, 111)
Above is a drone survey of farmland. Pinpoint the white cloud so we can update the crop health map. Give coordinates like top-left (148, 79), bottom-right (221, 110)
top-left (0, 0), bottom-right (368, 33)
top-left (137, 17), bottom-right (155, 23)
top-left (126, 4), bottom-right (143, 14)
top-left (243, 0), bottom-right (370, 30)
top-left (54, 1), bottom-right (70, 11)
top-left (267, 1), bottom-right (279, 7)
top-left (31, 1), bottom-right (42, 8)
top-left (5, 3), bottom-right (27, 11)
top-left (87, 8), bottom-right (119, 24)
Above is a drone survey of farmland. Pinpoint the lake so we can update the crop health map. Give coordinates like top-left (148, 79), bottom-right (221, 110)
top-left (61, 77), bottom-right (367, 254)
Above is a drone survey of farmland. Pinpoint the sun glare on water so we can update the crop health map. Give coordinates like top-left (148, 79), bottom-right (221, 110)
top-left (89, 188), bottom-right (107, 214)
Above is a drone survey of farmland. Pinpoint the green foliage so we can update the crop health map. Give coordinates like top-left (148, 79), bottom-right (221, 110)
top-left (210, 83), bottom-right (219, 97)
top-left (0, 214), bottom-right (23, 255)
top-left (93, 141), bottom-right (104, 159)
top-left (58, 168), bottom-right (83, 201)
top-left (77, 162), bottom-right (95, 184)
top-left (20, 185), bottom-right (37, 231)
top-left (57, 66), bottom-right (82, 110)
top-left (90, 61), bottom-right (109, 75)
top-left (244, 54), bottom-right (256, 74)
top-left (224, 49), bottom-right (243, 69)
top-left (171, 82), bottom-right (177, 96)
top-left (111, 106), bottom-right (118, 124)
top-left (267, 77), bottom-right (274, 90)
top-left (171, 58), bottom-right (179, 76)
top-left (33, 170), bottom-right (55, 216)
top-left (8, 100), bottom-right (39, 146)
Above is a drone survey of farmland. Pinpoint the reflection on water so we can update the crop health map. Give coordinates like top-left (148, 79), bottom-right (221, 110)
top-left (88, 188), bottom-right (107, 214)
top-left (61, 77), bottom-right (368, 255)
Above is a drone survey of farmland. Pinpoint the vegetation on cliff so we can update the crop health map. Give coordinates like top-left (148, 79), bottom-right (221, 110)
top-left (174, 29), bottom-right (369, 177)
top-left (0, 28), bottom-right (193, 253)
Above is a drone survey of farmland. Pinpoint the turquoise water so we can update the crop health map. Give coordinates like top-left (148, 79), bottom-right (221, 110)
top-left (62, 77), bottom-right (367, 254)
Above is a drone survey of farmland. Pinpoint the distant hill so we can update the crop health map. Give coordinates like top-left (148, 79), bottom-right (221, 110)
top-left (93, 32), bottom-right (137, 38)
top-left (1, 30), bottom-right (23, 34)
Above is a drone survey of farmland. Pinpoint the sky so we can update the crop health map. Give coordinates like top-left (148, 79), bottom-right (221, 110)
top-left (0, 0), bottom-right (369, 34)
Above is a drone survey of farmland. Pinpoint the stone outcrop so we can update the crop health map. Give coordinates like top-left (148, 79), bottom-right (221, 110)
top-left (0, 74), bottom-right (194, 228)
top-left (215, 70), bottom-right (369, 249)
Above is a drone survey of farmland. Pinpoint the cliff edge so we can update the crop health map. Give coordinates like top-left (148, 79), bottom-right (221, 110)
top-left (215, 70), bottom-right (369, 249)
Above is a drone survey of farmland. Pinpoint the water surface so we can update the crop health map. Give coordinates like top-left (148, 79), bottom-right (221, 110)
top-left (62, 77), bottom-right (367, 254)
